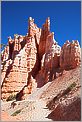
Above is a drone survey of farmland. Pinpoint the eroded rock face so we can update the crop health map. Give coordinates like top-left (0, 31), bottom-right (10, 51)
top-left (39, 17), bottom-right (50, 60)
top-left (36, 32), bottom-right (61, 87)
top-left (1, 45), bottom-right (9, 61)
top-left (1, 17), bottom-right (81, 101)
top-left (16, 74), bottom-right (37, 100)
top-left (60, 40), bottom-right (81, 69)
top-left (28, 17), bottom-right (41, 44)
top-left (1, 46), bottom-right (28, 100)
top-left (1, 17), bottom-right (40, 101)
top-left (47, 93), bottom-right (81, 121)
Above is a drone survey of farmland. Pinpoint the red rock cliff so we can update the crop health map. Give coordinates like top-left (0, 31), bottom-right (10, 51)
top-left (1, 17), bottom-right (81, 101)
top-left (60, 40), bottom-right (81, 69)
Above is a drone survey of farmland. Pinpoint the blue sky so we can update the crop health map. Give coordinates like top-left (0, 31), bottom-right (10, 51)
top-left (1, 1), bottom-right (81, 47)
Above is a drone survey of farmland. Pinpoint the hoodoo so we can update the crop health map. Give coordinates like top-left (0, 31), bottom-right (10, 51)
top-left (1, 17), bottom-right (81, 101)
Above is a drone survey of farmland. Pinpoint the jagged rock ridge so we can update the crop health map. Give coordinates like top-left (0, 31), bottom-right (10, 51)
top-left (1, 17), bottom-right (81, 101)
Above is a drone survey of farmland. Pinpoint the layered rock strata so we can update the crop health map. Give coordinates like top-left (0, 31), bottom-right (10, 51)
top-left (60, 40), bottom-right (81, 69)
top-left (1, 17), bottom-right (81, 101)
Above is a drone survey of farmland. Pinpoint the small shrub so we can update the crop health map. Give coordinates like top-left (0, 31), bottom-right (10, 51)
top-left (69, 82), bottom-right (76, 90)
top-left (63, 82), bottom-right (76, 95)
top-left (6, 94), bottom-right (16, 101)
top-left (11, 109), bottom-right (22, 116)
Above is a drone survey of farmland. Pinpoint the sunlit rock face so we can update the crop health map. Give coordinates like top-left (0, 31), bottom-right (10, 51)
top-left (1, 17), bottom-right (81, 101)
top-left (16, 73), bottom-right (37, 101)
top-left (60, 40), bottom-right (81, 69)
top-left (38, 17), bottom-right (50, 60)
top-left (36, 32), bottom-right (61, 87)
top-left (1, 17), bottom-right (41, 101)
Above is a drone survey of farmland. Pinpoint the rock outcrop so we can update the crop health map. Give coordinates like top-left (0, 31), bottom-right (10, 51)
top-left (60, 40), bottom-right (81, 69)
top-left (1, 17), bottom-right (81, 101)
top-left (16, 73), bottom-right (37, 101)
top-left (47, 86), bottom-right (81, 121)
top-left (1, 17), bottom-right (41, 100)
top-left (36, 32), bottom-right (61, 87)
top-left (48, 96), bottom-right (81, 121)
top-left (39, 17), bottom-right (50, 60)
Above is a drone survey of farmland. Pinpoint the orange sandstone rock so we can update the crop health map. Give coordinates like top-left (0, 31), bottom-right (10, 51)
top-left (60, 40), bottom-right (81, 69)
top-left (1, 17), bottom-right (81, 101)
